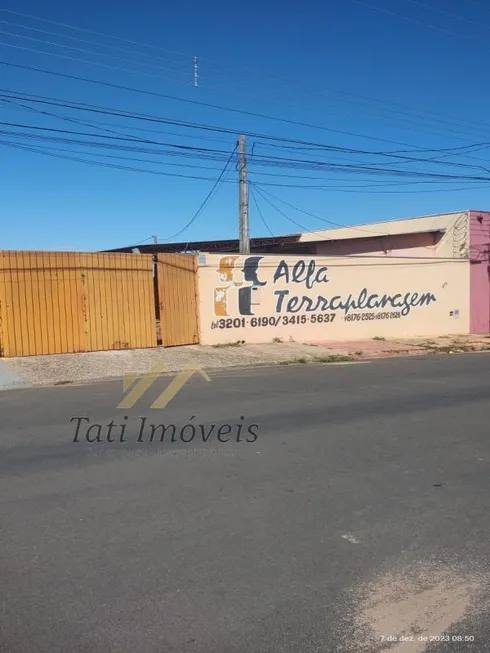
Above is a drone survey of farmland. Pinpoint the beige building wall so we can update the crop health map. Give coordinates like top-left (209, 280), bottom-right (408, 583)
top-left (197, 253), bottom-right (470, 345)
top-left (314, 232), bottom-right (439, 258)
top-left (301, 211), bottom-right (470, 259)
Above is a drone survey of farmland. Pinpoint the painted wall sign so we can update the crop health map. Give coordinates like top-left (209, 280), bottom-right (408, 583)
top-left (211, 256), bottom-right (437, 328)
top-left (199, 253), bottom-right (469, 345)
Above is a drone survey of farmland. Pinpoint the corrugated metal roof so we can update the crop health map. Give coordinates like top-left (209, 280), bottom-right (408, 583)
top-left (106, 210), bottom-right (477, 253)
top-left (105, 233), bottom-right (303, 254)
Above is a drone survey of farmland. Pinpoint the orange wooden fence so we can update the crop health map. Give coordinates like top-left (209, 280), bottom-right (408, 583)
top-left (0, 251), bottom-right (157, 356)
top-left (156, 254), bottom-right (199, 347)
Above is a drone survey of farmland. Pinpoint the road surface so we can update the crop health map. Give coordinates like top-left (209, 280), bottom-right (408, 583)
top-left (1, 354), bottom-right (490, 652)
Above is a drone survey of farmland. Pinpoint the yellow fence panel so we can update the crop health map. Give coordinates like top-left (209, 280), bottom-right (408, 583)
top-left (0, 251), bottom-right (157, 357)
top-left (156, 254), bottom-right (199, 347)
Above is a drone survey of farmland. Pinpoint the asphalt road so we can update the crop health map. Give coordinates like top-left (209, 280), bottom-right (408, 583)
top-left (1, 354), bottom-right (490, 653)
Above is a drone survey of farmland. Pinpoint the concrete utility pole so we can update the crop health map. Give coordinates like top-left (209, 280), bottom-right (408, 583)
top-left (238, 135), bottom-right (250, 254)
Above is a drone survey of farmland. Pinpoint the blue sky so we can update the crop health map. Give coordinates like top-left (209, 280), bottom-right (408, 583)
top-left (1, 0), bottom-right (490, 251)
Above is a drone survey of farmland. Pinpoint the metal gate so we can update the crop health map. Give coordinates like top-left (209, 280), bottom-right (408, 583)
top-left (0, 250), bottom-right (156, 356)
top-left (156, 254), bottom-right (199, 347)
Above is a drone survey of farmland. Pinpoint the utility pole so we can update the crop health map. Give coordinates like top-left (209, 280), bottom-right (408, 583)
top-left (152, 235), bottom-right (158, 245)
top-left (238, 135), bottom-right (250, 254)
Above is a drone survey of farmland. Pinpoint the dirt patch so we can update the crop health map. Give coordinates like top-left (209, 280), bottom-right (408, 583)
top-left (340, 558), bottom-right (487, 652)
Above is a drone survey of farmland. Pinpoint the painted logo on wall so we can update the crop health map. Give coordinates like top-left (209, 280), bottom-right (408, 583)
top-left (212, 257), bottom-right (438, 323)
top-left (214, 256), bottom-right (266, 316)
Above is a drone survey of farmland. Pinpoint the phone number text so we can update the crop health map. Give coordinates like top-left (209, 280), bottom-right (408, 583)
top-left (344, 311), bottom-right (401, 321)
top-left (211, 314), bottom-right (336, 329)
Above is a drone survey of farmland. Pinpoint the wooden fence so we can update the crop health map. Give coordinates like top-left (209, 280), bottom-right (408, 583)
top-left (156, 254), bottom-right (199, 347)
top-left (0, 251), bottom-right (157, 357)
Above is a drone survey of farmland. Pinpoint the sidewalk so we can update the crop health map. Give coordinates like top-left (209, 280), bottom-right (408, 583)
top-left (0, 341), bottom-right (344, 389)
top-left (313, 333), bottom-right (490, 358)
top-left (1, 334), bottom-right (489, 389)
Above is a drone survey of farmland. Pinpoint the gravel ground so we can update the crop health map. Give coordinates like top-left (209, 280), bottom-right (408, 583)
top-left (3, 334), bottom-right (489, 388)
top-left (3, 342), bottom-right (339, 387)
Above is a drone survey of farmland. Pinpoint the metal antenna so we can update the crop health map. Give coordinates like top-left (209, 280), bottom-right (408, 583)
top-left (194, 56), bottom-right (199, 87)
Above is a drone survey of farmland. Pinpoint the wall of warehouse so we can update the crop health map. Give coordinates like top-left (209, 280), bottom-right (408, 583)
top-left (305, 211), bottom-right (470, 259)
top-left (196, 253), bottom-right (470, 345)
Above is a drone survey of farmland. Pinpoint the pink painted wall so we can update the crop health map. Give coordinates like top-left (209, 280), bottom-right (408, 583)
top-left (314, 232), bottom-right (440, 257)
top-left (470, 211), bottom-right (490, 333)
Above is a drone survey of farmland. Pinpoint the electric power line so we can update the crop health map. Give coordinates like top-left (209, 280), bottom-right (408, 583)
top-left (251, 186), bottom-right (474, 257)
top-left (461, 0), bottom-right (490, 8)
top-left (0, 18), bottom-right (191, 68)
top-left (0, 7), bottom-right (191, 58)
top-left (347, 0), bottom-right (477, 40)
top-left (253, 185), bottom-right (389, 234)
top-left (0, 139), bottom-right (228, 182)
top-left (5, 5), bottom-right (490, 141)
top-left (3, 89), bottom-right (490, 175)
top-left (398, 0), bottom-right (490, 31)
top-left (5, 120), bottom-right (490, 181)
top-left (249, 184), bottom-right (275, 237)
top-left (0, 39), bottom-right (192, 87)
top-left (1, 96), bottom-right (234, 145)
top-left (160, 144), bottom-right (237, 242)
top-left (3, 28), bottom-right (490, 143)
top-left (4, 132), bottom-right (483, 189)
top-left (251, 184), bottom-right (331, 238)
top-left (0, 27), bottom-right (196, 82)
top-left (131, 236), bottom-right (156, 246)
top-left (3, 90), bottom-right (490, 192)
top-left (3, 128), bottom-right (490, 189)
top-left (0, 59), bottom-right (464, 150)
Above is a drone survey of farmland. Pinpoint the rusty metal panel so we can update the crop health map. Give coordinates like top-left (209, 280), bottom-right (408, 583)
top-left (0, 251), bottom-right (157, 357)
top-left (157, 254), bottom-right (199, 347)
